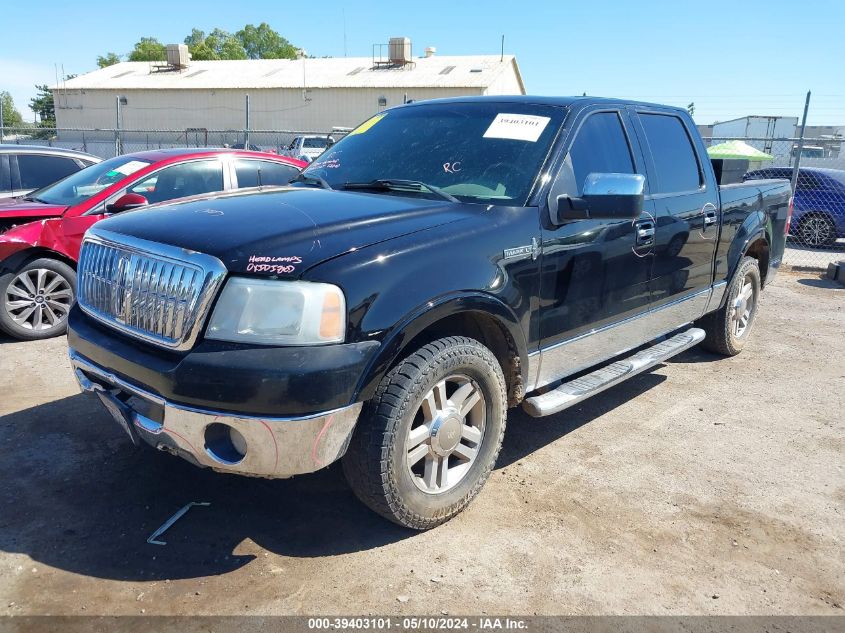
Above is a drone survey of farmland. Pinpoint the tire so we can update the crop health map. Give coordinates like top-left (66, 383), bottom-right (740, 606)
top-left (698, 256), bottom-right (761, 356)
top-left (0, 258), bottom-right (76, 341)
top-left (797, 214), bottom-right (836, 248)
top-left (342, 336), bottom-right (507, 530)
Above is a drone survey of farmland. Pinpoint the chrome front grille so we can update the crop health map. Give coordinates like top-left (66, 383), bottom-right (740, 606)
top-left (77, 228), bottom-right (227, 350)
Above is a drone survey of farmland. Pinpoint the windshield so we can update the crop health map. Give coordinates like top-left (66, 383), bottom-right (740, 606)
top-left (303, 137), bottom-right (329, 149)
top-left (29, 155), bottom-right (152, 206)
top-left (302, 102), bottom-right (566, 204)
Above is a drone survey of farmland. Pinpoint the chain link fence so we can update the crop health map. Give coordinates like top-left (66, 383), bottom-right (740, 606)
top-left (1, 127), bottom-right (842, 271)
top-left (702, 136), bottom-right (844, 270)
top-left (0, 126), bottom-right (348, 161)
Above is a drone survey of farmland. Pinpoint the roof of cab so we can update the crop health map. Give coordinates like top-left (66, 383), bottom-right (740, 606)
top-left (401, 94), bottom-right (687, 114)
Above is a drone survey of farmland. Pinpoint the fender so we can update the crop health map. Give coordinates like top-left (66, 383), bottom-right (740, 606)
top-left (719, 212), bottom-right (769, 308)
top-left (352, 291), bottom-right (529, 404)
top-left (0, 219), bottom-right (77, 273)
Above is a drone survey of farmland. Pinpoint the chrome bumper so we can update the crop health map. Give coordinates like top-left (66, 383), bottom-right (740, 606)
top-left (69, 350), bottom-right (363, 479)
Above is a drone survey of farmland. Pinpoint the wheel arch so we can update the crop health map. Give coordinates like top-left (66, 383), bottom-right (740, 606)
top-left (743, 235), bottom-right (770, 287)
top-left (1, 247), bottom-right (77, 276)
top-left (353, 292), bottom-right (529, 408)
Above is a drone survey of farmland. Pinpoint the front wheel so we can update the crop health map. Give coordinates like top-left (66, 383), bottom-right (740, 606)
top-left (342, 336), bottom-right (507, 529)
top-left (0, 258), bottom-right (76, 341)
top-left (698, 256), bottom-right (761, 356)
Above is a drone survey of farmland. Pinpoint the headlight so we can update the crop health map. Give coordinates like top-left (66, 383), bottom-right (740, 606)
top-left (206, 278), bottom-right (345, 345)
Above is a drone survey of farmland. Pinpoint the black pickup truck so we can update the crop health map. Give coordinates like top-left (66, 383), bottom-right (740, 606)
top-left (67, 96), bottom-right (792, 529)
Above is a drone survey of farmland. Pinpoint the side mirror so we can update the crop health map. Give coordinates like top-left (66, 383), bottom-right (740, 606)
top-left (553, 173), bottom-right (645, 224)
top-left (326, 136), bottom-right (336, 147)
top-left (107, 193), bottom-right (148, 213)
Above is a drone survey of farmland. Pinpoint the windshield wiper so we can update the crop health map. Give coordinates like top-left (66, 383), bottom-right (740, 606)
top-left (291, 172), bottom-right (333, 190)
top-left (342, 179), bottom-right (459, 203)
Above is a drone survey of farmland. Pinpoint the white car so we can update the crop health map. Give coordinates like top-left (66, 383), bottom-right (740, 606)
top-left (286, 135), bottom-right (332, 162)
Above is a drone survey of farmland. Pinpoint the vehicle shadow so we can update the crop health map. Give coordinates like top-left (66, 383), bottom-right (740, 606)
top-left (797, 277), bottom-right (843, 289)
top-left (664, 346), bottom-right (726, 364)
top-left (0, 368), bottom-right (669, 582)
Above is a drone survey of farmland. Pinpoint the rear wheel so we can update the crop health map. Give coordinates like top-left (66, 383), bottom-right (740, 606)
top-left (798, 214), bottom-right (836, 248)
top-left (698, 256), bottom-right (761, 356)
top-left (0, 258), bottom-right (76, 341)
top-left (342, 336), bottom-right (507, 529)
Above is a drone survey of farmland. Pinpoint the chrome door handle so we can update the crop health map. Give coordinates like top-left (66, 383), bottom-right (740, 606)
top-left (635, 221), bottom-right (655, 246)
top-left (703, 213), bottom-right (717, 226)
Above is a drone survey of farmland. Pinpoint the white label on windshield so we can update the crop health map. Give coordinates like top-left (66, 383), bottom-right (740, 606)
top-left (113, 160), bottom-right (149, 176)
top-left (483, 113), bottom-right (551, 142)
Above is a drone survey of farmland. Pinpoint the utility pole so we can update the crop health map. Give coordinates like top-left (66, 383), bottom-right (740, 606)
top-left (114, 96), bottom-right (122, 156)
top-left (244, 94), bottom-right (251, 149)
top-left (791, 91), bottom-right (811, 193)
top-left (0, 96), bottom-right (4, 144)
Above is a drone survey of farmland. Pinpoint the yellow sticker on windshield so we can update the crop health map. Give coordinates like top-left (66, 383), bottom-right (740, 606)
top-left (348, 113), bottom-right (386, 136)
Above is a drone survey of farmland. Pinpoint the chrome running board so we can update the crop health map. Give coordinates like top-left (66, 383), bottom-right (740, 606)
top-left (522, 328), bottom-right (705, 418)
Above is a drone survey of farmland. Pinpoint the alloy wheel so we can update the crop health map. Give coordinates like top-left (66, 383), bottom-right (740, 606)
top-left (406, 374), bottom-right (486, 494)
top-left (4, 268), bottom-right (73, 331)
top-left (799, 216), bottom-right (833, 248)
top-left (731, 275), bottom-right (755, 338)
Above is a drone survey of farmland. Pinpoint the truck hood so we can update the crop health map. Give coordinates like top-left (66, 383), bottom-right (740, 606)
top-left (95, 187), bottom-right (479, 276)
top-left (0, 197), bottom-right (67, 220)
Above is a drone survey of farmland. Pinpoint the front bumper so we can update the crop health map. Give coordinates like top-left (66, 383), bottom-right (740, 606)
top-left (71, 350), bottom-right (363, 478)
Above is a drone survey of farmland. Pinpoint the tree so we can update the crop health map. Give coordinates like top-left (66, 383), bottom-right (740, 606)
top-left (128, 37), bottom-right (166, 62)
top-left (97, 52), bottom-right (121, 68)
top-left (1, 92), bottom-right (24, 128)
top-left (29, 85), bottom-right (55, 125)
top-left (184, 28), bottom-right (247, 60)
top-left (236, 23), bottom-right (298, 59)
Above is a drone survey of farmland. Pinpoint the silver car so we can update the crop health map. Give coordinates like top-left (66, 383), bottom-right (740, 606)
top-left (0, 145), bottom-right (101, 199)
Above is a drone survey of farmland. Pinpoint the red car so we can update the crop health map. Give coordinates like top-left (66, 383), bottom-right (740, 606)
top-left (0, 149), bottom-right (306, 340)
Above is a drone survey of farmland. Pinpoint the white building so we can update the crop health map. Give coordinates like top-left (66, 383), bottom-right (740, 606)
top-left (52, 45), bottom-right (525, 139)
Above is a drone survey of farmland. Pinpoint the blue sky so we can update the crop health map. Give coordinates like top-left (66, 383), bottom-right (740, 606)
top-left (1, 0), bottom-right (843, 126)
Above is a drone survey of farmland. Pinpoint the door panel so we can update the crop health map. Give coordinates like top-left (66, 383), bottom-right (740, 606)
top-left (632, 111), bottom-right (720, 309)
top-left (538, 110), bottom-right (654, 381)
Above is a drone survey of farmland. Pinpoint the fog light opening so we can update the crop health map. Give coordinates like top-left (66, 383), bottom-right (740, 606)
top-left (204, 423), bottom-right (247, 465)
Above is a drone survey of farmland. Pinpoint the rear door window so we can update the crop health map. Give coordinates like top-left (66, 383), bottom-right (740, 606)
top-left (234, 160), bottom-right (300, 188)
top-left (17, 154), bottom-right (82, 189)
top-left (639, 114), bottom-right (702, 193)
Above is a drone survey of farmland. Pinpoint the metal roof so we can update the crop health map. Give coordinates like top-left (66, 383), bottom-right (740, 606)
top-left (54, 56), bottom-right (523, 92)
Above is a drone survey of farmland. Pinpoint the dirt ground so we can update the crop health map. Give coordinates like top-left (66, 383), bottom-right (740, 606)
top-left (0, 271), bottom-right (842, 616)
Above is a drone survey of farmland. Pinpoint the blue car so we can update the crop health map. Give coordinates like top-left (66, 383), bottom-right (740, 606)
top-left (745, 167), bottom-right (845, 248)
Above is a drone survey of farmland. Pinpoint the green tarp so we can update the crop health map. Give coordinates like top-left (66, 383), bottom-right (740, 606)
top-left (706, 140), bottom-right (774, 161)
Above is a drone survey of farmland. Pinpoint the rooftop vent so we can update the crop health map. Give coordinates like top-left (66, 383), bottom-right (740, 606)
top-left (389, 37), bottom-right (412, 65)
top-left (166, 44), bottom-right (190, 69)
top-left (424, 46), bottom-right (437, 58)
